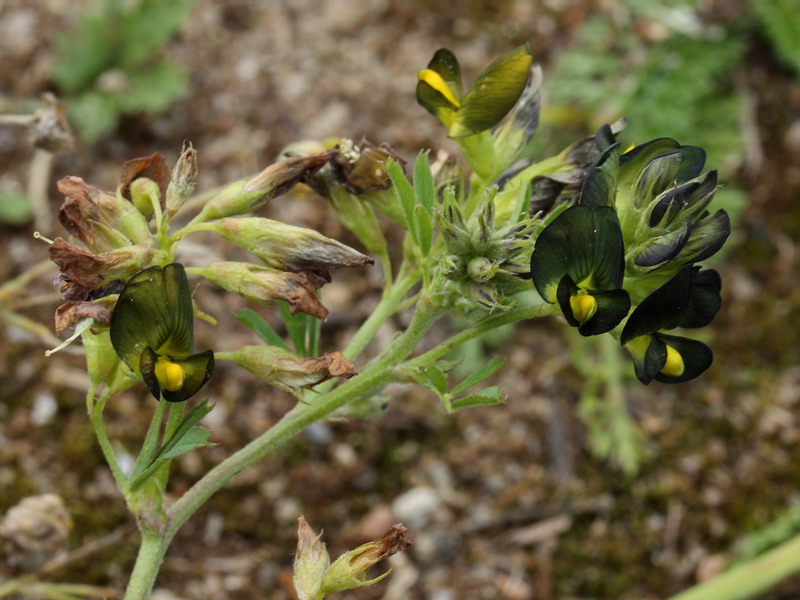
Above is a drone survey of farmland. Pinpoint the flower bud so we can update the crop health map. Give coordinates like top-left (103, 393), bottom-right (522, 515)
top-left (198, 261), bottom-right (329, 319)
top-left (129, 177), bottom-right (160, 220)
top-left (195, 217), bottom-right (374, 277)
top-left (319, 525), bottom-right (411, 595)
top-left (219, 345), bottom-right (356, 391)
top-left (467, 256), bottom-right (499, 282)
top-left (166, 145), bottom-right (198, 216)
top-left (194, 154), bottom-right (330, 221)
top-left (293, 516), bottom-right (330, 600)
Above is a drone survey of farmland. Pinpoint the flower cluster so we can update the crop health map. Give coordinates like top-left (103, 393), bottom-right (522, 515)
top-left (415, 45), bottom-right (728, 385)
top-left (529, 131), bottom-right (729, 383)
top-left (47, 149), bottom-right (368, 402)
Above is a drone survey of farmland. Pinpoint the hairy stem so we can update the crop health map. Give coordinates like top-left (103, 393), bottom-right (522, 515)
top-left (166, 292), bottom-right (445, 537)
top-left (89, 387), bottom-right (128, 490)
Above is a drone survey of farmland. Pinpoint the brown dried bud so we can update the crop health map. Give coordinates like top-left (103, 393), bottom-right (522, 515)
top-left (198, 261), bottom-right (329, 319)
top-left (49, 237), bottom-right (154, 290)
top-left (320, 524), bottom-right (411, 594)
top-left (0, 494), bottom-right (72, 573)
top-left (220, 346), bottom-right (356, 391)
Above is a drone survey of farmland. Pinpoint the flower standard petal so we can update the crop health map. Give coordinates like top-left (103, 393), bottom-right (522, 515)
top-left (530, 204), bottom-right (625, 303)
top-left (110, 263), bottom-right (214, 402)
top-left (110, 264), bottom-right (195, 373)
top-left (449, 44), bottom-right (533, 138)
top-left (620, 266), bottom-right (698, 345)
top-left (680, 269), bottom-right (722, 328)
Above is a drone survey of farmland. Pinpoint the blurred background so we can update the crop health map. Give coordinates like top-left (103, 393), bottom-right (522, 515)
top-left (1, 0), bottom-right (799, 598)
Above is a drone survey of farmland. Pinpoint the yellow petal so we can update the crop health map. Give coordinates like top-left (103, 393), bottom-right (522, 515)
top-left (417, 69), bottom-right (461, 108)
top-left (660, 344), bottom-right (685, 377)
top-left (155, 357), bottom-right (186, 391)
top-left (570, 293), bottom-right (598, 324)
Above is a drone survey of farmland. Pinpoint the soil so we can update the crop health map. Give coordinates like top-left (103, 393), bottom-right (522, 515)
top-left (1, 1), bottom-right (799, 599)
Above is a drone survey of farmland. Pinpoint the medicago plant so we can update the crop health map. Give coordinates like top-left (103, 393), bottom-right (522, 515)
top-left (39, 44), bottom-right (728, 599)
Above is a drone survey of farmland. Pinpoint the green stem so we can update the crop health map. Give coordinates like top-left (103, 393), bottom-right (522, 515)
top-left (166, 292), bottom-right (445, 538)
top-left (155, 402), bottom-right (185, 490)
top-left (405, 301), bottom-right (560, 370)
top-left (122, 528), bottom-right (169, 600)
top-left (341, 269), bottom-right (419, 361)
top-left (667, 532), bottom-right (800, 600)
top-left (90, 388), bottom-right (128, 490)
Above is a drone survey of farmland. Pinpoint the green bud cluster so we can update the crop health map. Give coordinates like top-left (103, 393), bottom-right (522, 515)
top-left (436, 187), bottom-right (534, 312)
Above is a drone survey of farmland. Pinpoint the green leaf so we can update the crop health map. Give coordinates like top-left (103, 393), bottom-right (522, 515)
top-left (235, 308), bottom-right (290, 351)
top-left (451, 356), bottom-right (505, 396)
top-left (278, 300), bottom-right (312, 357)
top-left (118, 0), bottom-right (194, 69)
top-left (423, 366), bottom-right (447, 395)
top-left (414, 204), bottom-right (433, 255)
top-left (530, 205), bottom-right (625, 303)
top-left (52, 11), bottom-right (116, 94)
top-left (118, 61), bottom-right (188, 114)
top-left (158, 425), bottom-right (213, 460)
top-left (155, 399), bottom-right (215, 462)
top-left (386, 158), bottom-right (419, 247)
top-left (0, 190), bottom-right (33, 225)
top-left (413, 150), bottom-right (435, 215)
top-left (66, 92), bottom-right (121, 142)
top-left (450, 386), bottom-right (505, 411)
top-left (449, 44), bottom-right (533, 138)
top-left (754, 0), bottom-right (800, 75)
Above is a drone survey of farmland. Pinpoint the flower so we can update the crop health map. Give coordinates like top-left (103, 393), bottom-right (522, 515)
top-left (417, 45), bottom-right (533, 139)
top-left (530, 204), bottom-right (631, 335)
top-left (109, 263), bottom-right (213, 402)
top-left (620, 266), bottom-right (721, 384)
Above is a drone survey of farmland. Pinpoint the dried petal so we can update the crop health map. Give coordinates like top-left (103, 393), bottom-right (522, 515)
top-left (119, 153), bottom-right (170, 203)
top-left (54, 301), bottom-right (111, 334)
top-left (49, 237), bottom-right (154, 289)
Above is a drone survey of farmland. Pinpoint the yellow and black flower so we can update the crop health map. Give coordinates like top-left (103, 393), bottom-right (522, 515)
top-left (109, 263), bottom-right (214, 402)
top-left (621, 266), bottom-right (721, 384)
top-left (530, 203), bottom-right (631, 336)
